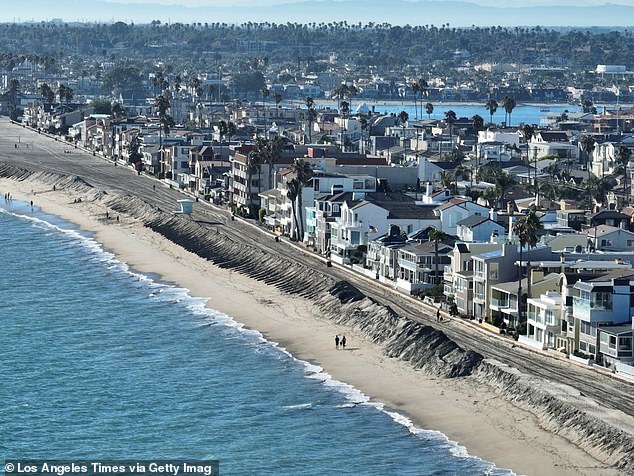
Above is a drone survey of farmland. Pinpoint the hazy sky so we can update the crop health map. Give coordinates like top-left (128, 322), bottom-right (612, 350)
top-left (106, 0), bottom-right (634, 7)
top-left (107, 0), bottom-right (634, 5)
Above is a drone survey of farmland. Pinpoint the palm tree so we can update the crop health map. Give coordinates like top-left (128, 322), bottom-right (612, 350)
top-left (247, 150), bottom-right (263, 216)
top-left (288, 158), bottom-right (314, 241)
top-left (410, 81), bottom-right (420, 119)
top-left (425, 102), bottom-right (434, 120)
top-left (217, 120), bottom-right (228, 158)
top-left (428, 227), bottom-right (448, 286)
top-left (417, 78), bottom-right (428, 115)
top-left (472, 114), bottom-right (484, 132)
top-left (512, 211), bottom-right (543, 331)
top-left (286, 178), bottom-right (302, 240)
top-left (618, 145), bottom-right (632, 204)
top-left (494, 171), bottom-right (516, 209)
top-left (444, 110), bottom-right (457, 157)
top-left (397, 110), bottom-right (409, 149)
top-left (154, 94), bottom-right (173, 147)
top-left (273, 92), bottom-right (283, 118)
top-left (485, 98), bottom-right (498, 126)
top-left (502, 96), bottom-right (516, 127)
top-left (261, 86), bottom-right (270, 137)
top-left (580, 135), bottom-right (596, 173)
top-left (305, 96), bottom-right (317, 143)
top-left (521, 124), bottom-right (536, 200)
top-left (39, 83), bottom-right (55, 104)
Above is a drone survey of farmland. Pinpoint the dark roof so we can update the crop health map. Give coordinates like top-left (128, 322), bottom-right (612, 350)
top-left (591, 210), bottom-right (629, 220)
top-left (317, 191), bottom-right (354, 203)
top-left (457, 215), bottom-right (489, 228)
top-left (335, 157), bottom-right (388, 166)
top-left (384, 203), bottom-right (438, 220)
top-left (539, 131), bottom-right (569, 142)
top-left (401, 241), bottom-right (452, 254)
top-left (365, 192), bottom-right (416, 204)
top-left (456, 243), bottom-right (469, 253)
top-left (430, 160), bottom-right (459, 171)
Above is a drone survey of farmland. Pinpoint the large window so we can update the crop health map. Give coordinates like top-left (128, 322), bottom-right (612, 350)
top-left (580, 321), bottom-right (596, 337)
top-left (593, 291), bottom-right (612, 310)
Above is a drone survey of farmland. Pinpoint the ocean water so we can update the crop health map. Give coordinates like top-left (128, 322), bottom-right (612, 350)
top-left (317, 101), bottom-right (580, 127)
top-left (0, 199), bottom-right (514, 476)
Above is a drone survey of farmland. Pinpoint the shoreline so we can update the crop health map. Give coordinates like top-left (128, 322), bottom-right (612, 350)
top-left (0, 177), bottom-right (623, 476)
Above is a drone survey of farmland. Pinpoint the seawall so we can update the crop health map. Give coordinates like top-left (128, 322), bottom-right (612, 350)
top-left (1, 164), bottom-right (633, 473)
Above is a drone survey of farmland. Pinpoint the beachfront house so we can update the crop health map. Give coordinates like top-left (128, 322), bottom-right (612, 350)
top-left (366, 228), bottom-right (408, 282)
top-left (444, 242), bottom-right (502, 318)
top-left (329, 192), bottom-right (439, 264)
top-left (572, 270), bottom-right (634, 361)
top-left (396, 240), bottom-right (452, 293)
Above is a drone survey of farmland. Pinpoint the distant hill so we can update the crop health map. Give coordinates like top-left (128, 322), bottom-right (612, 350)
top-left (5, 0), bottom-right (634, 27)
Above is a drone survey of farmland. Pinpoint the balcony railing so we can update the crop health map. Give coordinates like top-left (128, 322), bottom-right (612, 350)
top-left (573, 297), bottom-right (612, 311)
top-left (491, 297), bottom-right (510, 308)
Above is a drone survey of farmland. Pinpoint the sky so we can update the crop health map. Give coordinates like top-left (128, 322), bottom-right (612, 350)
top-left (108, 0), bottom-right (634, 5)
top-left (6, 0), bottom-right (634, 26)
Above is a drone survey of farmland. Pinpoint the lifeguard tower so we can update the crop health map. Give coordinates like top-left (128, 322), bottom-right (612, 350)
top-left (174, 199), bottom-right (194, 215)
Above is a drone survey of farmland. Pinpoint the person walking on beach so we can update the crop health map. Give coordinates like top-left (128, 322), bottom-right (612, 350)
top-left (341, 335), bottom-right (347, 349)
top-left (335, 335), bottom-right (340, 349)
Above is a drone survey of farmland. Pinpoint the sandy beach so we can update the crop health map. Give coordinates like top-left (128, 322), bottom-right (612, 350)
top-left (1, 175), bottom-right (623, 476)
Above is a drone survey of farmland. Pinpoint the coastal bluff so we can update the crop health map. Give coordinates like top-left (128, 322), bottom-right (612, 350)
top-left (2, 163), bottom-right (633, 473)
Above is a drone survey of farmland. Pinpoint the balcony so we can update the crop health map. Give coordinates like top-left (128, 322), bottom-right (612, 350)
top-left (573, 297), bottom-right (615, 323)
top-left (490, 297), bottom-right (510, 309)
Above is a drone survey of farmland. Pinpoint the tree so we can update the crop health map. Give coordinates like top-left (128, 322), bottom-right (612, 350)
top-left (425, 102), bottom-right (434, 120)
top-left (428, 227), bottom-right (448, 286)
top-left (485, 98), bottom-right (498, 126)
top-left (397, 110), bottom-right (409, 148)
top-left (417, 78), bottom-right (428, 119)
top-left (580, 135), bottom-right (596, 173)
top-left (39, 83), bottom-right (55, 104)
top-left (127, 133), bottom-right (143, 165)
top-left (261, 86), bottom-right (270, 137)
top-left (444, 110), bottom-right (457, 156)
top-left (472, 114), bottom-right (484, 132)
top-left (512, 211), bottom-right (543, 330)
top-left (288, 158), bottom-right (314, 241)
top-left (305, 96), bottom-right (317, 143)
top-left (273, 92), bottom-right (283, 117)
top-left (494, 170), bottom-right (516, 208)
top-left (246, 150), bottom-right (263, 216)
top-left (286, 178), bottom-right (302, 240)
top-left (155, 94), bottom-right (174, 136)
top-left (91, 99), bottom-right (113, 115)
top-left (618, 146), bottom-right (632, 204)
top-left (502, 96), bottom-right (516, 127)
top-left (410, 81), bottom-right (420, 119)
top-left (57, 84), bottom-right (74, 105)
top-left (521, 124), bottom-right (536, 200)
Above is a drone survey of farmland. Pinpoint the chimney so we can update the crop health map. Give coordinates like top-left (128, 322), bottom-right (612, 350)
top-left (489, 208), bottom-right (497, 221)
top-left (426, 181), bottom-right (433, 197)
